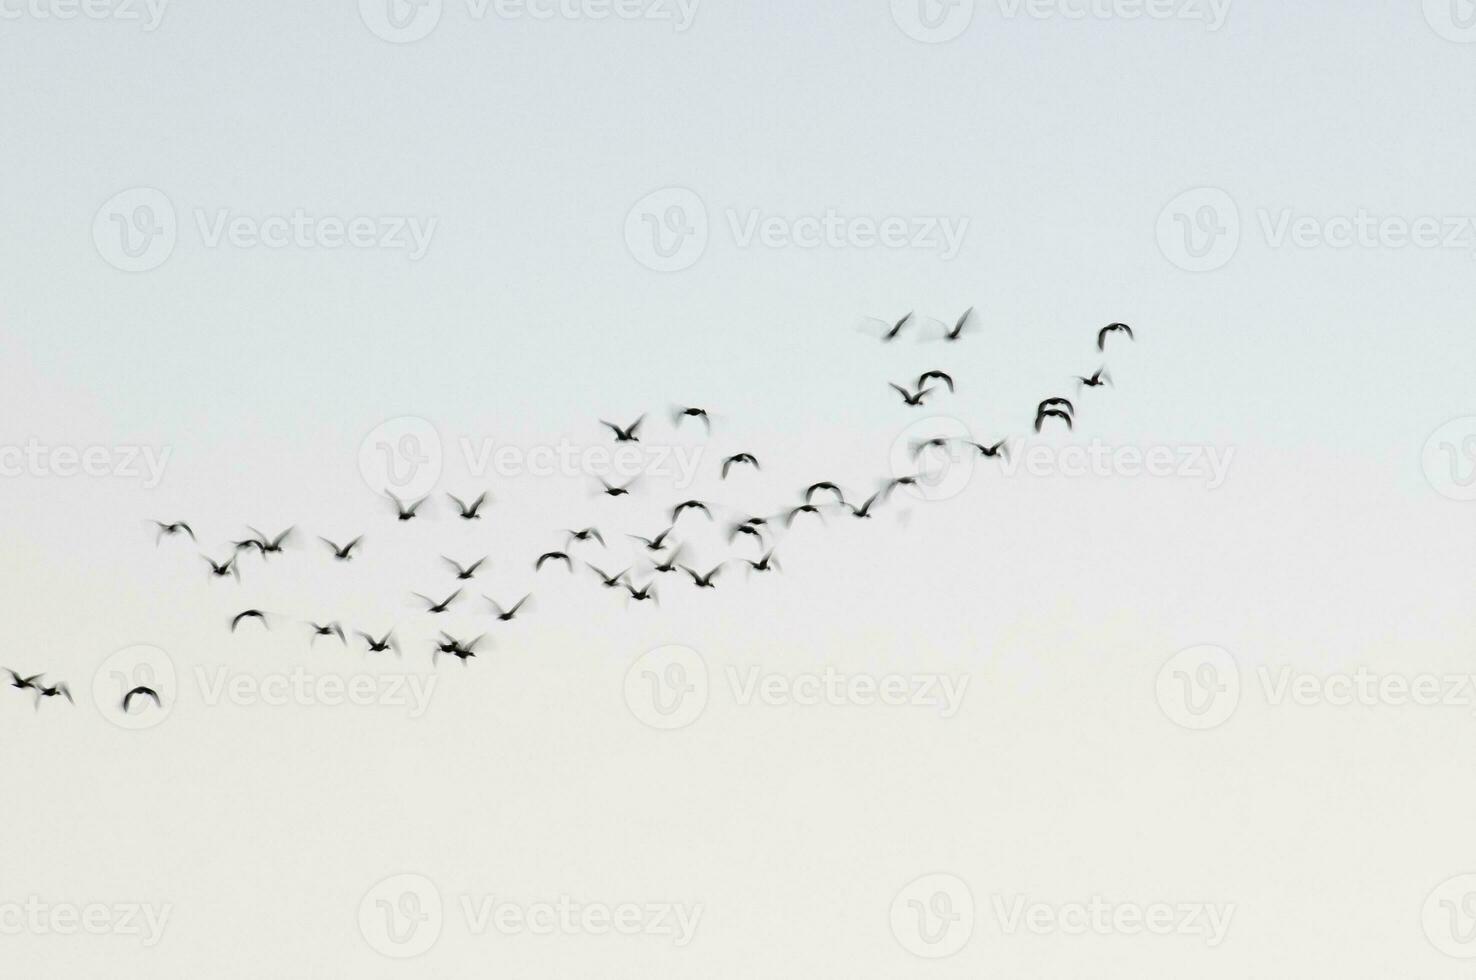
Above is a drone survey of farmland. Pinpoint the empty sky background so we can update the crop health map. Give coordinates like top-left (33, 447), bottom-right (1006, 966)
top-left (4, 1), bottom-right (1476, 976)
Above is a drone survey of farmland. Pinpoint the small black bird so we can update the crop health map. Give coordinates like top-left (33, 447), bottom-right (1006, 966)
top-left (122, 685), bottom-right (161, 712)
top-left (671, 500), bottom-right (711, 523)
top-left (786, 503), bottom-right (825, 527)
top-left (673, 406), bottom-right (710, 431)
top-left (153, 521), bottom-right (195, 544)
top-left (889, 382), bottom-right (935, 407)
top-left (1097, 322), bottom-right (1134, 351)
top-left (682, 564), bottom-right (723, 589)
top-left (232, 538), bottom-right (266, 556)
top-left (600, 416), bottom-right (645, 442)
top-left (628, 527), bottom-right (676, 552)
top-left (387, 491), bottom-right (428, 521)
top-left (358, 630), bottom-right (398, 655)
top-left (1037, 397), bottom-right (1075, 418)
top-left (308, 622), bottom-right (347, 645)
top-left (488, 594), bottom-right (531, 622)
top-left (442, 556), bottom-right (487, 580)
top-left (202, 555), bottom-right (240, 581)
top-left (535, 551), bottom-right (573, 571)
top-left (320, 536), bottom-right (363, 561)
top-left (231, 609), bottom-right (269, 632)
top-left (721, 453), bottom-right (759, 478)
top-left (413, 589), bottom-right (462, 614)
top-left (597, 477), bottom-right (636, 498)
top-left (650, 546), bottom-right (685, 575)
top-left (5, 669), bottom-right (42, 691)
top-left (448, 491), bottom-right (489, 519)
top-left (34, 682), bottom-right (72, 708)
top-left (942, 306), bottom-right (973, 342)
top-left (587, 564), bottom-right (630, 588)
top-left (1035, 408), bottom-right (1073, 432)
top-left (566, 527), bottom-right (605, 547)
top-left (847, 492), bottom-right (882, 519)
top-left (624, 581), bottom-right (658, 603)
top-left (434, 632), bottom-right (486, 665)
top-left (968, 440), bottom-right (1010, 460)
top-left (911, 437), bottom-right (953, 460)
top-left (744, 551), bottom-right (781, 573)
top-left (881, 311), bottom-right (913, 341)
top-left (247, 526), bottom-right (294, 556)
top-left (917, 370), bottom-right (955, 393)
top-left (805, 482), bottom-right (846, 505)
top-left (1075, 367), bottom-right (1112, 389)
top-left (883, 475), bottom-right (921, 500)
top-left (729, 522), bottom-right (766, 544)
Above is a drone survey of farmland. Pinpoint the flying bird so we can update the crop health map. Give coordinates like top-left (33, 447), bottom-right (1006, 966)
top-left (968, 439), bottom-right (1010, 460)
top-left (1097, 322), bottom-right (1134, 351)
top-left (786, 503), bottom-right (826, 527)
top-left (308, 621), bottom-right (347, 645)
top-left (597, 477), bottom-right (636, 498)
top-left (681, 564), bottom-right (724, 589)
top-left (917, 370), bottom-right (954, 393)
top-left (566, 527), bottom-right (605, 547)
top-left (941, 306), bottom-right (973, 342)
top-left (412, 589), bottom-right (462, 614)
top-left (442, 556), bottom-right (487, 580)
top-left (846, 492), bottom-right (882, 519)
top-left (744, 550), bottom-right (781, 573)
top-left (121, 686), bottom-right (161, 713)
top-left (1075, 367), bottom-right (1112, 389)
top-left (535, 551), bottom-right (573, 571)
top-left (33, 682), bottom-right (72, 708)
top-left (587, 564), bottom-right (630, 589)
top-left (670, 500), bottom-right (711, 523)
top-left (649, 546), bottom-right (685, 575)
top-left (1037, 397), bottom-right (1075, 418)
top-left (624, 581), bottom-right (658, 603)
top-left (202, 555), bottom-right (240, 581)
top-left (153, 521), bottom-right (195, 544)
top-left (387, 492), bottom-right (428, 522)
top-left (600, 416), bottom-right (645, 442)
top-left (805, 482), bottom-right (846, 505)
top-left (358, 630), bottom-right (398, 655)
top-left (672, 406), bottom-right (710, 431)
top-left (434, 632), bottom-right (486, 665)
top-left (881, 311), bottom-right (913, 341)
top-left (320, 536), bottom-right (363, 561)
top-left (889, 382), bottom-right (935, 407)
top-left (721, 453), bottom-right (759, 478)
top-left (447, 491), bottom-right (489, 519)
top-left (628, 527), bottom-right (675, 552)
top-left (487, 594), bottom-right (531, 622)
top-left (1035, 408), bottom-right (1074, 432)
top-left (5, 669), bottom-right (42, 692)
top-left (247, 526), bottom-right (293, 556)
top-left (230, 609), bottom-right (269, 632)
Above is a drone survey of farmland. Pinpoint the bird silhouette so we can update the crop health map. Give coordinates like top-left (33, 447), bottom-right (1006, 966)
top-left (889, 382), bottom-right (935, 407)
top-left (846, 492), bottom-right (882, 519)
top-left (681, 564), bottom-right (724, 589)
top-left (805, 482), bottom-right (846, 505)
top-left (33, 682), bottom-right (72, 708)
top-left (308, 621), bottom-right (347, 645)
top-left (881, 311), bottom-right (913, 341)
top-left (387, 492), bottom-right (428, 521)
top-left (230, 609), bottom-right (269, 632)
top-left (597, 477), bottom-right (637, 498)
top-left (1075, 367), bottom-right (1111, 389)
top-left (202, 554), bottom-right (240, 581)
top-left (673, 406), bottom-right (710, 431)
top-left (586, 564), bottom-right (630, 588)
top-left (566, 527), bottom-right (605, 547)
top-left (153, 521), bottom-right (195, 544)
top-left (786, 503), bottom-right (826, 527)
top-left (940, 306), bottom-right (973, 342)
top-left (1037, 397), bottom-right (1075, 417)
top-left (721, 453), bottom-right (759, 478)
top-left (1097, 322), bottom-right (1134, 351)
top-left (447, 491), bottom-right (489, 519)
top-left (968, 439), bottom-right (1009, 460)
top-left (744, 550), bottom-right (781, 573)
top-left (917, 370), bottom-right (954, 393)
top-left (624, 581), bottom-right (658, 603)
top-left (412, 589), bottom-right (462, 614)
top-left (670, 500), bottom-right (711, 523)
top-left (121, 686), bottom-right (161, 712)
top-left (487, 594), bottom-right (531, 622)
top-left (1035, 408), bottom-right (1073, 432)
top-left (247, 526), bottom-right (294, 556)
top-left (358, 630), bottom-right (399, 655)
top-left (628, 527), bottom-right (676, 552)
top-left (320, 536), bottom-right (363, 561)
top-left (442, 556), bottom-right (487, 580)
top-left (600, 416), bottom-right (645, 442)
top-left (5, 669), bottom-right (42, 692)
top-left (535, 551), bottom-right (573, 571)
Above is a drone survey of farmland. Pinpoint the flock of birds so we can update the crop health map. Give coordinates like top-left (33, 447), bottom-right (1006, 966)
top-left (6, 313), bottom-right (1136, 715)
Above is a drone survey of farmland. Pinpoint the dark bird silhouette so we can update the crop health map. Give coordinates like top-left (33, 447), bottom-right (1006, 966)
top-left (247, 526), bottom-right (293, 556)
top-left (1075, 367), bottom-right (1112, 389)
top-left (917, 370), bottom-right (955, 393)
top-left (434, 632), bottom-right (486, 665)
top-left (1097, 322), bottom-right (1134, 351)
top-left (5, 669), bottom-right (43, 692)
top-left (911, 437), bottom-right (953, 459)
top-left (744, 550), bottom-right (781, 573)
top-left (729, 522), bottom-right (767, 544)
top-left (1037, 397), bottom-right (1075, 418)
top-left (153, 521), bottom-right (195, 544)
top-left (673, 406), bottom-right (710, 431)
top-left (387, 491), bottom-right (428, 521)
top-left (535, 551), bottom-right (573, 572)
top-left (968, 439), bottom-right (1010, 460)
top-left (320, 536), bottom-right (363, 561)
top-left (846, 492), bottom-right (882, 519)
top-left (941, 306), bottom-right (973, 342)
top-left (33, 682), bottom-right (72, 707)
top-left (805, 482), bottom-right (846, 505)
top-left (231, 609), bottom-right (269, 632)
top-left (889, 382), bottom-right (935, 407)
top-left (786, 503), bottom-right (826, 527)
top-left (671, 499), bottom-right (711, 523)
top-left (600, 416), bottom-right (645, 442)
top-left (488, 594), bottom-right (531, 622)
top-left (681, 564), bottom-right (723, 589)
top-left (413, 589), bottom-right (462, 614)
top-left (1035, 408), bottom-right (1074, 432)
top-left (881, 311), bottom-right (913, 341)
top-left (721, 453), bottom-right (759, 478)
top-left (883, 475), bottom-right (922, 500)
top-left (447, 491), bottom-right (489, 519)
top-left (597, 477), bottom-right (636, 498)
top-left (628, 527), bottom-right (676, 552)
top-left (624, 581), bottom-right (658, 603)
top-left (566, 527), bottom-right (605, 547)
top-left (122, 685), bottom-right (161, 712)
top-left (649, 546), bottom-right (685, 575)
top-left (232, 537), bottom-right (266, 556)
top-left (358, 629), bottom-right (398, 655)
top-left (442, 556), bottom-right (487, 580)
top-left (202, 554), bottom-right (240, 581)
top-left (586, 564), bottom-right (630, 588)
top-left (309, 621), bottom-right (346, 645)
